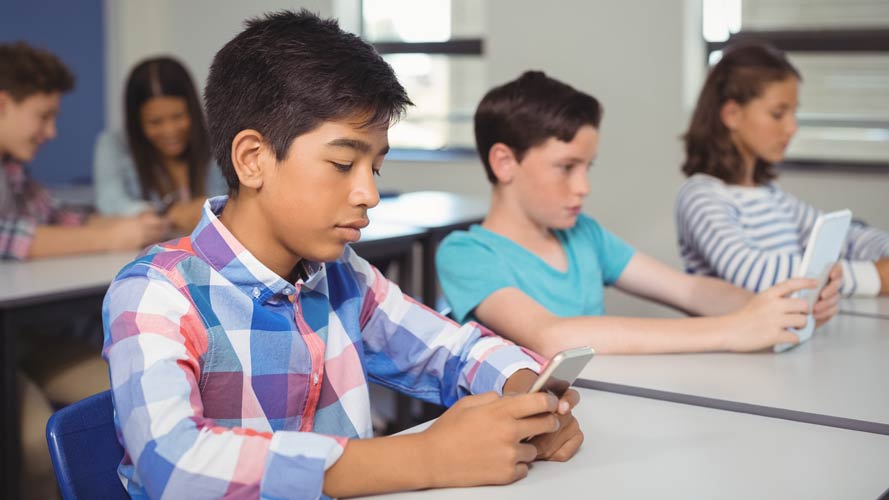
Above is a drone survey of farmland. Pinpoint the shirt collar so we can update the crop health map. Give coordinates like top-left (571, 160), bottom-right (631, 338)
top-left (188, 195), bottom-right (327, 303)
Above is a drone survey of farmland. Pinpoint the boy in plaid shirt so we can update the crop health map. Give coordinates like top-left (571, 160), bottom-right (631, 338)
top-left (102, 10), bottom-right (583, 499)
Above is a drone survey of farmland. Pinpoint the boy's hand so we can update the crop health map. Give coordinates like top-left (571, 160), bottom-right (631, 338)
top-left (421, 391), bottom-right (560, 487)
top-left (526, 388), bottom-right (583, 461)
top-left (723, 278), bottom-right (816, 352)
top-left (814, 263), bottom-right (842, 327)
top-left (503, 369), bottom-right (583, 462)
top-left (106, 213), bottom-right (170, 250)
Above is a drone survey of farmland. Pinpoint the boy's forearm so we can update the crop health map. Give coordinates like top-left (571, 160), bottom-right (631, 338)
top-left (28, 224), bottom-right (108, 258)
top-left (539, 315), bottom-right (730, 356)
top-left (683, 275), bottom-right (753, 316)
top-left (323, 433), bottom-right (434, 497)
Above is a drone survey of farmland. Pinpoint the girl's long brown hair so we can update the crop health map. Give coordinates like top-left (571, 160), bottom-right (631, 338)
top-left (682, 44), bottom-right (800, 185)
top-left (124, 57), bottom-right (210, 200)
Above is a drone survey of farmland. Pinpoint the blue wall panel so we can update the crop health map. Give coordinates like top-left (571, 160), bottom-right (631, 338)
top-left (1, 0), bottom-right (104, 185)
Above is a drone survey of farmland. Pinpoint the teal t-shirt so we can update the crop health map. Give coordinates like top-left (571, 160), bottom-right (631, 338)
top-left (436, 214), bottom-right (635, 324)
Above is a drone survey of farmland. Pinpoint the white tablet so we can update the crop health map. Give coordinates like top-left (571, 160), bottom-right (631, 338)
top-left (775, 209), bottom-right (852, 353)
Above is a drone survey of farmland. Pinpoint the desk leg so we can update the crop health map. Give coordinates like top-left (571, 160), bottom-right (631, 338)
top-left (1, 309), bottom-right (21, 500)
top-left (421, 233), bottom-right (440, 308)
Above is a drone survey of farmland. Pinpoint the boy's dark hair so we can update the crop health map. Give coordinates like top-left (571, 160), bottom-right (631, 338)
top-left (0, 42), bottom-right (74, 101)
top-left (205, 9), bottom-right (412, 195)
top-left (682, 43), bottom-right (800, 185)
top-left (124, 56), bottom-right (211, 200)
top-left (474, 71), bottom-right (602, 184)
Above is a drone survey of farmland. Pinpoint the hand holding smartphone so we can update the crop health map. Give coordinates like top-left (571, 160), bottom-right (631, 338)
top-left (527, 347), bottom-right (595, 397)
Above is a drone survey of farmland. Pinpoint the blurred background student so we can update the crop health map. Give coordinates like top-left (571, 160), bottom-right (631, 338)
top-left (676, 44), bottom-right (889, 298)
top-left (1, 41), bottom-right (169, 500)
top-left (93, 56), bottom-right (225, 232)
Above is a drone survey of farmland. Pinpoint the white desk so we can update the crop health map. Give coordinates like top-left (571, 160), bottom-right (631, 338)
top-left (841, 296), bottom-right (889, 320)
top-left (578, 314), bottom-right (889, 434)
top-left (365, 389), bottom-right (889, 500)
top-left (0, 251), bottom-right (137, 307)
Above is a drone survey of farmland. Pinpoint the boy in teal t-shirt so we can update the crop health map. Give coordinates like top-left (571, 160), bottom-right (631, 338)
top-left (436, 71), bottom-right (843, 357)
top-left (439, 214), bottom-right (633, 323)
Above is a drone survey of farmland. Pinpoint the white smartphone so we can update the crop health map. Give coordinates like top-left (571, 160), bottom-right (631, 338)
top-left (774, 209), bottom-right (852, 353)
top-left (527, 347), bottom-right (595, 397)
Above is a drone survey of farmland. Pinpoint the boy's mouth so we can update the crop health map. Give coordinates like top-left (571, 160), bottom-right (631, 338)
top-left (335, 218), bottom-right (369, 242)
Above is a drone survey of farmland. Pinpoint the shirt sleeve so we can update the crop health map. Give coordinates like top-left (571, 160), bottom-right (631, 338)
top-left (93, 130), bottom-right (153, 216)
top-left (435, 232), bottom-right (518, 324)
top-left (576, 215), bottom-right (635, 285)
top-left (0, 213), bottom-right (37, 259)
top-left (103, 262), bottom-right (346, 500)
top-left (343, 246), bottom-right (543, 408)
top-left (677, 179), bottom-right (880, 297)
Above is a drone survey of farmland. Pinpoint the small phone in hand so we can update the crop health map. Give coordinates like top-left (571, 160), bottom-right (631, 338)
top-left (155, 193), bottom-right (179, 216)
top-left (527, 347), bottom-right (595, 398)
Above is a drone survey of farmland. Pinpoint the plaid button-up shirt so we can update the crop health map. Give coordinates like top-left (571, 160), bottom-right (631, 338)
top-left (103, 196), bottom-right (542, 499)
top-left (0, 160), bottom-right (84, 259)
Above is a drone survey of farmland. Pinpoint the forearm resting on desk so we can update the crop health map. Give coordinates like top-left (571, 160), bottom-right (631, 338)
top-left (29, 224), bottom-right (109, 257)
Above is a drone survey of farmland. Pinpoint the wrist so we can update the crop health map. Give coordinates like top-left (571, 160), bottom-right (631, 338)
top-left (412, 431), bottom-right (444, 489)
top-left (714, 314), bottom-right (737, 351)
top-left (502, 368), bottom-right (538, 395)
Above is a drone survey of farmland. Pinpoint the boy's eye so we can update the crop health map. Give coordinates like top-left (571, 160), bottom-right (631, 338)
top-left (372, 168), bottom-right (382, 177)
top-left (331, 162), bottom-right (353, 172)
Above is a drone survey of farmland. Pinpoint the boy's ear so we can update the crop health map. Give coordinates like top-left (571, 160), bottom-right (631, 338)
top-left (488, 143), bottom-right (519, 184)
top-left (231, 129), bottom-right (270, 191)
top-left (720, 100), bottom-right (742, 130)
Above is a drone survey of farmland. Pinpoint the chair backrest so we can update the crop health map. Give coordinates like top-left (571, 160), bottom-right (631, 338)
top-left (45, 390), bottom-right (129, 500)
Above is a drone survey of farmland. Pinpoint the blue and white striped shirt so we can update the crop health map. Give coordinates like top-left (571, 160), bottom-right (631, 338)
top-left (676, 174), bottom-right (889, 297)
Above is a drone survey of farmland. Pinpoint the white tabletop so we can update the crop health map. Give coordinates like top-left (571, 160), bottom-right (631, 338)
top-left (365, 389), bottom-right (889, 500)
top-left (0, 251), bottom-right (137, 307)
top-left (840, 296), bottom-right (889, 320)
top-left (578, 314), bottom-right (889, 430)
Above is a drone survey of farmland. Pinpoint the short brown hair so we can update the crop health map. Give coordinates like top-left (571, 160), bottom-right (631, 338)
top-left (474, 71), bottom-right (602, 184)
top-left (0, 42), bottom-right (75, 101)
top-left (682, 44), bottom-right (800, 185)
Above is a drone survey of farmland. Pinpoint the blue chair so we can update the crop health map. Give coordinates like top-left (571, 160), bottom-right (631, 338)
top-left (45, 390), bottom-right (129, 500)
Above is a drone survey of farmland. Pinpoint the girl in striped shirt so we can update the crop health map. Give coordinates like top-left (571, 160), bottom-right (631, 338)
top-left (677, 44), bottom-right (889, 297)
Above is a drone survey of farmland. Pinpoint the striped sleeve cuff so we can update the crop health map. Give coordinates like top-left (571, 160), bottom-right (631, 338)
top-left (840, 260), bottom-right (881, 297)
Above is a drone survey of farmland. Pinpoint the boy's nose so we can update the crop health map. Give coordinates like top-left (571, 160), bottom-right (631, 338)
top-left (352, 168), bottom-right (380, 209)
top-left (573, 173), bottom-right (591, 196)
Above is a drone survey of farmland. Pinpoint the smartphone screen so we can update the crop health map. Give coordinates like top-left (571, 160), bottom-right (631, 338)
top-left (527, 347), bottom-right (595, 397)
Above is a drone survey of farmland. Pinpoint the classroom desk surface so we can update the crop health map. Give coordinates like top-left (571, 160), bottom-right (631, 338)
top-left (0, 251), bottom-right (137, 307)
top-left (578, 313), bottom-right (889, 434)
top-left (364, 389), bottom-right (889, 500)
top-left (840, 296), bottom-right (889, 320)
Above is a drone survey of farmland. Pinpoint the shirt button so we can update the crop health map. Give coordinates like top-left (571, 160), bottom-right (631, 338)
top-left (312, 373), bottom-right (319, 385)
top-left (252, 287), bottom-right (260, 299)
top-left (283, 287), bottom-right (293, 295)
